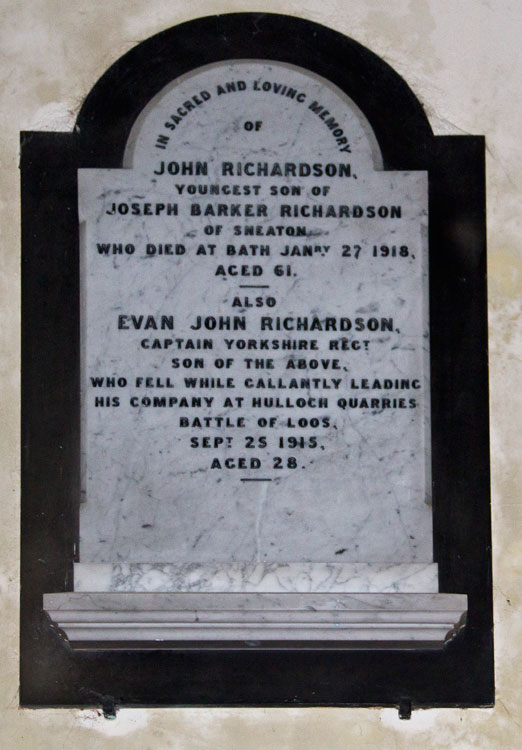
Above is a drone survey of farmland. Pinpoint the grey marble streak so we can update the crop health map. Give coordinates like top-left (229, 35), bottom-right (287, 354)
top-left (74, 561), bottom-right (439, 593)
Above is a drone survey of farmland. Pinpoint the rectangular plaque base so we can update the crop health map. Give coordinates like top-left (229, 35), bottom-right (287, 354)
top-left (74, 561), bottom-right (439, 593)
top-left (44, 592), bottom-right (467, 650)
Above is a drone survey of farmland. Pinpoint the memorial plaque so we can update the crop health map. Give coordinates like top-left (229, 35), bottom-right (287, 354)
top-left (21, 13), bottom-right (493, 709)
top-left (78, 60), bottom-right (433, 583)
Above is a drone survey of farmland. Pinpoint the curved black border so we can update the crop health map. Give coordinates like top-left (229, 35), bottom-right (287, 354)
top-left (75, 12), bottom-right (433, 170)
top-left (21, 12), bottom-right (492, 708)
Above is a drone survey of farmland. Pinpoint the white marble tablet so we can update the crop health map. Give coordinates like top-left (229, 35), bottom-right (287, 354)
top-left (77, 61), bottom-right (432, 590)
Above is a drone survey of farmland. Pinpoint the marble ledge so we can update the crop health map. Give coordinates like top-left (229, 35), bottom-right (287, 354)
top-left (74, 561), bottom-right (439, 594)
top-left (43, 591), bottom-right (467, 649)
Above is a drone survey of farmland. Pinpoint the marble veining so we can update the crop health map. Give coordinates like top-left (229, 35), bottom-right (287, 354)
top-left (74, 561), bottom-right (439, 593)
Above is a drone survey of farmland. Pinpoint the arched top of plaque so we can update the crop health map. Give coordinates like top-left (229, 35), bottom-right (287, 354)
top-left (123, 61), bottom-right (383, 173)
top-left (75, 13), bottom-right (433, 170)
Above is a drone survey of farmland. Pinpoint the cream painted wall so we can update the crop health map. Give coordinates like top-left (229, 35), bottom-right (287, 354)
top-left (1, 1), bottom-right (521, 747)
